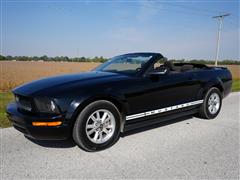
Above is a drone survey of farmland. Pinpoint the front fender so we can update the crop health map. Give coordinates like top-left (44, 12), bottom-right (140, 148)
top-left (65, 92), bottom-right (128, 132)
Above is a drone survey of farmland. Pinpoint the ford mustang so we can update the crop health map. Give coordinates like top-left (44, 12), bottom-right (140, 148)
top-left (7, 53), bottom-right (232, 151)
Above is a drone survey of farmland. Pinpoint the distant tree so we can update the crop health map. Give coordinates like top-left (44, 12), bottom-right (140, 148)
top-left (40, 55), bottom-right (48, 61)
top-left (63, 56), bottom-right (69, 61)
top-left (80, 57), bottom-right (86, 62)
top-left (0, 55), bottom-right (6, 60)
top-left (1, 54), bottom-right (239, 64)
top-left (6, 55), bottom-right (13, 60)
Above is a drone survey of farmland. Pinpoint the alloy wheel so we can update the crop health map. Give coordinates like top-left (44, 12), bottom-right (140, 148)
top-left (85, 109), bottom-right (116, 144)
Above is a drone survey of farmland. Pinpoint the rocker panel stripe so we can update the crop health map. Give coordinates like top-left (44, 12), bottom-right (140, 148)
top-left (126, 99), bottom-right (203, 121)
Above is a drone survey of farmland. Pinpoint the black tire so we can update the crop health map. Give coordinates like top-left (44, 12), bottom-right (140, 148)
top-left (198, 87), bottom-right (222, 119)
top-left (73, 100), bottom-right (121, 152)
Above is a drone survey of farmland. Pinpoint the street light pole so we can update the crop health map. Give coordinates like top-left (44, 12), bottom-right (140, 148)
top-left (213, 13), bottom-right (230, 66)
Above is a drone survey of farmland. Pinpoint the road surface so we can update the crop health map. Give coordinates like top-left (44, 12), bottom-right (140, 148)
top-left (1, 92), bottom-right (239, 179)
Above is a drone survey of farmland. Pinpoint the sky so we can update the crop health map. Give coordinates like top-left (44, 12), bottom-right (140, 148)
top-left (1, 0), bottom-right (239, 60)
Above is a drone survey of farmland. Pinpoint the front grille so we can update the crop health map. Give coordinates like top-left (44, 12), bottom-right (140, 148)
top-left (15, 95), bottom-right (32, 112)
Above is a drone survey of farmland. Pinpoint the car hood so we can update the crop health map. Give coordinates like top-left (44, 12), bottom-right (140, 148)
top-left (13, 71), bottom-right (128, 97)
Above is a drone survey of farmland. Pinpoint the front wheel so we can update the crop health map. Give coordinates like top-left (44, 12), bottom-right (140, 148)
top-left (198, 87), bottom-right (222, 119)
top-left (73, 100), bottom-right (121, 152)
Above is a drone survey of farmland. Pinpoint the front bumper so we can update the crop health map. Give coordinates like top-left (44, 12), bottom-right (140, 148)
top-left (6, 102), bottom-right (71, 140)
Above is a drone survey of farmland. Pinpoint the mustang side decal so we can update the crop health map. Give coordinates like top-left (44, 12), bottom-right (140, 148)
top-left (126, 99), bottom-right (204, 120)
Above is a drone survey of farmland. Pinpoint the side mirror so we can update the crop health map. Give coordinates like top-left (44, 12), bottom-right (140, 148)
top-left (150, 69), bottom-right (168, 75)
top-left (148, 68), bottom-right (168, 81)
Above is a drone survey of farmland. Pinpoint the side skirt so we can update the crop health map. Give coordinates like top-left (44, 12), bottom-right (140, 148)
top-left (124, 108), bottom-right (198, 132)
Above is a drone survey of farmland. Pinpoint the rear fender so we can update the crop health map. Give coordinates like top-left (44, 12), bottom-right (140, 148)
top-left (197, 78), bottom-right (224, 99)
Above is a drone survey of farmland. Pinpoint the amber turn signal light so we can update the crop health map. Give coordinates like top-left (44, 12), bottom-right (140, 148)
top-left (32, 121), bottom-right (62, 126)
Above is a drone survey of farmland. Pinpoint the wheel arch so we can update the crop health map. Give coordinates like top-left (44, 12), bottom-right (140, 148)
top-left (212, 84), bottom-right (224, 94)
top-left (66, 94), bottom-right (128, 132)
top-left (199, 78), bottom-right (224, 99)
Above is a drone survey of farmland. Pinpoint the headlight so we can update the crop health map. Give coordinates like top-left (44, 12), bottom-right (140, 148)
top-left (34, 97), bottom-right (60, 114)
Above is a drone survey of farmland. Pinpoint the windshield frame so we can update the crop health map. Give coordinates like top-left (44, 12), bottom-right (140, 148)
top-left (94, 53), bottom-right (163, 77)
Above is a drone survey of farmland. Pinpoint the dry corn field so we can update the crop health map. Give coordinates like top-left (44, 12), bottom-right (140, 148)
top-left (0, 61), bottom-right (100, 91)
top-left (0, 61), bottom-right (239, 92)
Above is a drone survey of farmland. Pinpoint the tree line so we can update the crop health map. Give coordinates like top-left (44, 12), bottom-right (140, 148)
top-left (0, 55), bottom-right (239, 65)
top-left (0, 55), bottom-right (107, 63)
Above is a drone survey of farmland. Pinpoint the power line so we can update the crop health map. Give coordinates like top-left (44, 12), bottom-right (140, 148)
top-left (163, 3), bottom-right (218, 15)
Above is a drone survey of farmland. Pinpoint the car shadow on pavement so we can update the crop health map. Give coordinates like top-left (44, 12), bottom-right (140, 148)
top-left (122, 115), bottom-right (194, 137)
top-left (25, 136), bottom-right (76, 148)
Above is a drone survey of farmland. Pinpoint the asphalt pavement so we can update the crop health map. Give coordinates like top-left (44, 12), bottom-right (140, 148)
top-left (1, 92), bottom-right (239, 179)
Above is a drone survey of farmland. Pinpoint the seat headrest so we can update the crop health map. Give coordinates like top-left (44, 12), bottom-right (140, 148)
top-left (181, 64), bottom-right (194, 72)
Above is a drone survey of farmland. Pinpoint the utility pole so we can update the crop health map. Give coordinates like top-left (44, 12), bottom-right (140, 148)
top-left (212, 13), bottom-right (230, 66)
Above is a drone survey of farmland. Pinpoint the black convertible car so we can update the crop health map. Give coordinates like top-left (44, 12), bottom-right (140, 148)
top-left (7, 53), bottom-right (232, 151)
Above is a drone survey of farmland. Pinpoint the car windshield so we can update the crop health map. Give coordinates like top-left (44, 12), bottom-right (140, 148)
top-left (95, 54), bottom-right (153, 75)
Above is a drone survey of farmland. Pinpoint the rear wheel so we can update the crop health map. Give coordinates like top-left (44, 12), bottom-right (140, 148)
top-left (198, 87), bottom-right (222, 119)
top-left (73, 100), bottom-right (121, 151)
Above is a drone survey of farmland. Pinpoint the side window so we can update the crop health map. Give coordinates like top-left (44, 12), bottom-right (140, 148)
top-left (153, 60), bottom-right (163, 71)
top-left (152, 58), bottom-right (166, 72)
top-left (145, 58), bottom-right (166, 76)
top-left (154, 61), bottom-right (162, 70)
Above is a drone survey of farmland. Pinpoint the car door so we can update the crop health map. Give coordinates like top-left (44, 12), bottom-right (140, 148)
top-left (125, 66), bottom-right (201, 117)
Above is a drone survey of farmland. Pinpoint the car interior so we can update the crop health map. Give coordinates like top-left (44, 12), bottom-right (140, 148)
top-left (151, 60), bottom-right (209, 74)
top-left (163, 61), bottom-right (194, 72)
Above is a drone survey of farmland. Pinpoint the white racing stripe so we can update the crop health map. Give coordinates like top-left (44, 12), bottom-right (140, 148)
top-left (126, 99), bottom-right (204, 121)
